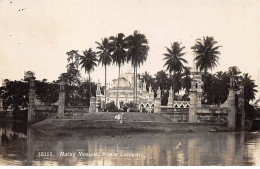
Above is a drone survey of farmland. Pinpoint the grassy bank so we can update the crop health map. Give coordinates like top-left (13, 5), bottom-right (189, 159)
top-left (32, 112), bottom-right (228, 132)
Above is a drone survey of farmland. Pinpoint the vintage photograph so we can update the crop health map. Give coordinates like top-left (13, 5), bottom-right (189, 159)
top-left (0, 0), bottom-right (260, 166)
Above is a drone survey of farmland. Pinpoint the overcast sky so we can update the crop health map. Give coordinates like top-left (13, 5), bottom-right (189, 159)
top-left (0, 0), bottom-right (260, 95)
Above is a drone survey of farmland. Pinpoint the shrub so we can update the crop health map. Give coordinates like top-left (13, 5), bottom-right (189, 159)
top-left (106, 102), bottom-right (118, 112)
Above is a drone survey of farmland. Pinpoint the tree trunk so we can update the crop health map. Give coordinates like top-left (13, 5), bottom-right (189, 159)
top-left (133, 66), bottom-right (136, 104)
top-left (116, 65), bottom-right (120, 108)
top-left (172, 72), bottom-right (175, 104)
top-left (89, 73), bottom-right (91, 97)
top-left (105, 65), bottom-right (107, 109)
top-left (136, 66), bottom-right (138, 104)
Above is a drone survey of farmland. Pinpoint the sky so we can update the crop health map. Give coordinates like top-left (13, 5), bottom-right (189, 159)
top-left (0, 0), bottom-right (260, 96)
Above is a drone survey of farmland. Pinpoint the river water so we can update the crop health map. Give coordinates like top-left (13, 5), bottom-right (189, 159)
top-left (0, 121), bottom-right (259, 166)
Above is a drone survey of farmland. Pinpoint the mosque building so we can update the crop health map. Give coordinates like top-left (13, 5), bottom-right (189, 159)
top-left (96, 67), bottom-right (155, 112)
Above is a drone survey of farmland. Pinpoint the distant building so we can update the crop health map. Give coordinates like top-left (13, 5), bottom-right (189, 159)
top-left (96, 67), bottom-right (155, 112)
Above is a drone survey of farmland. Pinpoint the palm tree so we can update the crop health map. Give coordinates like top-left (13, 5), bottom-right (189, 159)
top-left (141, 71), bottom-right (154, 91)
top-left (228, 66), bottom-right (241, 76)
top-left (191, 36), bottom-right (221, 73)
top-left (96, 38), bottom-right (113, 109)
top-left (79, 48), bottom-right (98, 97)
top-left (126, 31), bottom-right (149, 104)
top-left (240, 73), bottom-right (258, 104)
top-left (163, 42), bottom-right (187, 102)
top-left (181, 67), bottom-right (192, 95)
top-left (109, 33), bottom-right (127, 107)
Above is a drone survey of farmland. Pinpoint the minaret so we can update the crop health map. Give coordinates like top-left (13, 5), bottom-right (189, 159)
top-left (143, 80), bottom-right (147, 91)
top-left (154, 87), bottom-right (162, 113)
top-left (96, 79), bottom-right (101, 111)
top-left (57, 80), bottom-right (65, 119)
top-left (188, 53), bottom-right (203, 122)
top-left (168, 86), bottom-right (173, 107)
top-left (28, 77), bottom-right (36, 123)
top-left (227, 74), bottom-right (236, 130)
top-left (149, 84), bottom-right (154, 101)
top-left (238, 83), bottom-right (245, 130)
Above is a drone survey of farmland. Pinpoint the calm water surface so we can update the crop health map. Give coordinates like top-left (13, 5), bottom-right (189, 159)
top-left (0, 121), bottom-right (259, 166)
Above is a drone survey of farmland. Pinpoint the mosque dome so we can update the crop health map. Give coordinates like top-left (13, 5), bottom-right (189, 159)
top-left (111, 77), bottom-right (131, 89)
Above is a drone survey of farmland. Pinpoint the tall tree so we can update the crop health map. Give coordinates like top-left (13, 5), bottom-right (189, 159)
top-left (61, 62), bottom-right (82, 86)
top-left (79, 48), bottom-right (98, 97)
top-left (66, 50), bottom-right (80, 69)
top-left (140, 71), bottom-right (154, 91)
top-left (0, 80), bottom-right (29, 111)
top-left (240, 73), bottom-right (258, 104)
top-left (35, 80), bottom-right (59, 105)
top-left (126, 31), bottom-right (149, 104)
top-left (96, 38), bottom-right (113, 109)
top-left (181, 67), bottom-right (192, 95)
top-left (163, 42), bottom-right (187, 102)
top-left (191, 36), bottom-right (221, 73)
top-left (110, 33), bottom-right (127, 107)
top-left (228, 66), bottom-right (241, 76)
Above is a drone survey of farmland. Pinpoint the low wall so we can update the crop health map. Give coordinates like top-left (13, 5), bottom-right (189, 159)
top-left (63, 106), bottom-right (89, 119)
top-left (34, 105), bottom-right (58, 121)
top-left (161, 108), bottom-right (189, 122)
top-left (34, 105), bottom-right (89, 120)
top-left (161, 107), bottom-right (228, 125)
top-left (196, 113), bottom-right (228, 124)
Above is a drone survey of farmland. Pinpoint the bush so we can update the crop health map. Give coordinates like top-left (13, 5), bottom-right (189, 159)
top-left (125, 102), bottom-right (140, 112)
top-left (106, 102), bottom-right (118, 112)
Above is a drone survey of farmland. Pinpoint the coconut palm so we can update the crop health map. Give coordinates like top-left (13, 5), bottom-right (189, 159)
top-left (163, 42), bottom-right (187, 102)
top-left (240, 73), bottom-right (258, 104)
top-left (191, 36), bottom-right (221, 73)
top-left (141, 71), bottom-right (154, 91)
top-left (109, 33), bottom-right (127, 107)
top-left (228, 66), bottom-right (241, 76)
top-left (79, 48), bottom-right (98, 97)
top-left (96, 38), bottom-right (113, 109)
top-left (126, 31), bottom-right (149, 103)
top-left (181, 67), bottom-right (192, 95)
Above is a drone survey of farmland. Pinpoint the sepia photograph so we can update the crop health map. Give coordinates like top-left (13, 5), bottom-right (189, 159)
top-left (0, 0), bottom-right (260, 166)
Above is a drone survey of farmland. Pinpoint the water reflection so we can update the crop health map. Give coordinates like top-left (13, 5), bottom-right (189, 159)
top-left (0, 122), bottom-right (259, 166)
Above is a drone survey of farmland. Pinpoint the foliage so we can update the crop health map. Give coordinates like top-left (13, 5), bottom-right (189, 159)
top-left (125, 101), bottom-right (139, 112)
top-left (139, 71), bottom-right (155, 93)
top-left (110, 33), bottom-right (128, 67)
top-left (60, 63), bottom-right (82, 86)
top-left (106, 102), bottom-right (118, 112)
top-left (126, 31), bottom-right (149, 67)
top-left (109, 33), bottom-right (128, 106)
top-left (79, 48), bottom-right (98, 97)
top-left (96, 37), bottom-right (113, 109)
top-left (0, 80), bottom-right (29, 111)
top-left (65, 81), bottom-right (97, 107)
top-left (66, 50), bottom-right (80, 69)
top-left (163, 42), bottom-right (187, 73)
top-left (181, 67), bottom-right (192, 94)
top-left (191, 36), bottom-right (221, 73)
top-left (80, 48), bottom-right (98, 75)
top-left (125, 30), bottom-right (149, 104)
top-left (35, 80), bottom-right (59, 104)
top-left (96, 38), bottom-right (113, 67)
top-left (240, 73), bottom-right (258, 104)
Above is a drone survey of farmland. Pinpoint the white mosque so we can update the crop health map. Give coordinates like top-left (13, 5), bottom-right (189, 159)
top-left (96, 67), bottom-right (155, 112)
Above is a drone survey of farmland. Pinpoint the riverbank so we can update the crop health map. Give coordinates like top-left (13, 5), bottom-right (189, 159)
top-left (32, 112), bottom-right (228, 132)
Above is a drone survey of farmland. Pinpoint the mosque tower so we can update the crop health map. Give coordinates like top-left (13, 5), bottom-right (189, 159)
top-left (188, 52), bottom-right (203, 122)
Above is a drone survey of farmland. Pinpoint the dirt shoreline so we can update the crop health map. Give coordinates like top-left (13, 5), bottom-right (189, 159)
top-left (32, 118), bottom-right (228, 133)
